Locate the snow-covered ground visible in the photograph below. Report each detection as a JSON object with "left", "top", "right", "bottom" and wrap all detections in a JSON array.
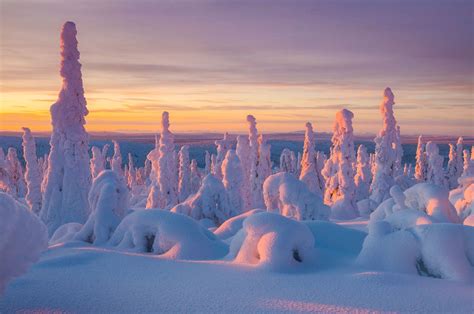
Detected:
[{"left": 1, "top": 219, "right": 473, "bottom": 313}]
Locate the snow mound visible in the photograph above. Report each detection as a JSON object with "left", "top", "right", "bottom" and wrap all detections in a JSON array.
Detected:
[
  {"left": 229, "top": 212, "right": 316, "bottom": 271},
  {"left": 74, "top": 170, "right": 129, "bottom": 245},
  {"left": 109, "top": 209, "right": 228, "bottom": 260},
  {"left": 49, "top": 222, "right": 83, "bottom": 245},
  {"left": 371, "top": 183, "right": 460, "bottom": 223},
  {"left": 450, "top": 182, "right": 474, "bottom": 222},
  {"left": 263, "top": 172, "right": 330, "bottom": 221},
  {"left": 213, "top": 209, "right": 264, "bottom": 240},
  {"left": 0, "top": 192, "right": 48, "bottom": 294},
  {"left": 357, "top": 219, "right": 474, "bottom": 282},
  {"left": 171, "top": 174, "right": 231, "bottom": 226}
]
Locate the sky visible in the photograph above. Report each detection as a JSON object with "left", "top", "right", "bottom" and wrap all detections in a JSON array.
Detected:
[{"left": 1, "top": 0, "right": 473, "bottom": 135}]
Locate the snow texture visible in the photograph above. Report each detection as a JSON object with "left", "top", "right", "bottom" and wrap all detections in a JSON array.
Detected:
[
  {"left": 0, "top": 192, "right": 48, "bottom": 295},
  {"left": 299, "top": 122, "right": 323, "bottom": 197},
  {"left": 90, "top": 144, "right": 109, "bottom": 179},
  {"left": 263, "top": 172, "right": 330, "bottom": 221},
  {"left": 221, "top": 149, "right": 245, "bottom": 217},
  {"left": 213, "top": 209, "right": 264, "bottom": 240},
  {"left": 21, "top": 127, "right": 42, "bottom": 213}
]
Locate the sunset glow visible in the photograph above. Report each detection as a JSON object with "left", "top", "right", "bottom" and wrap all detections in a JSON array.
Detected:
[{"left": 1, "top": 0, "right": 472, "bottom": 135}]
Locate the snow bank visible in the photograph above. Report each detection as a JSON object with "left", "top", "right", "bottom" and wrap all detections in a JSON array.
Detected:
[
  {"left": 74, "top": 170, "right": 129, "bottom": 245},
  {"left": 263, "top": 172, "right": 330, "bottom": 221},
  {"left": 371, "top": 183, "right": 460, "bottom": 223},
  {"left": 0, "top": 192, "right": 48, "bottom": 294},
  {"left": 229, "top": 212, "right": 316, "bottom": 271},
  {"left": 108, "top": 209, "right": 228, "bottom": 260},
  {"left": 171, "top": 174, "right": 231, "bottom": 226},
  {"left": 49, "top": 222, "right": 83, "bottom": 245},
  {"left": 213, "top": 209, "right": 264, "bottom": 240}
]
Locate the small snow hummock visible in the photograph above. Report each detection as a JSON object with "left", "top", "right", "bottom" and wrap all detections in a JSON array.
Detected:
[
  {"left": 322, "top": 109, "right": 358, "bottom": 219},
  {"left": 263, "top": 172, "right": 330, "bottom": 221},
  {"left": 0, "top": 192, "right": 48, "bottom": 295},
  {"left": 74, "top": 170, "right": 129, "bottom": 245},
  {"left": 213, "top": 209, "right": 264, "bottom": 240},
  {"left": 21, "top": 127, "right": 42, "bottom": 214},
  {"left": 40, "top": 21, "right": 91, "bottom": 236},
  {"left": 171, "top": 174, "right": 231, "bottom": 226},
  {"left": 108, "top": 209, "right": 228, "bottom": 260},
  {"left": 229, "top": 212, "right": 316, "bottom": 271}
]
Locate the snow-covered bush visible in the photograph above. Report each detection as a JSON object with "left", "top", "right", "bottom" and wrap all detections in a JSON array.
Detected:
[
  {"left": 357, "top": 220, "right": 474, "bottom": 282},
  {"left": 108, "top": 209, "right": 228, "bottom": 260},
  {"left": 0, "top": 192, "right": 48, "bottom": 295},
  {"left": 229, "top": 212, "right": 316, "bottom": 271},
  {"left": 371, "top": 183, "right": 460, "bottom": 223},
  {"left": 22, "top": 127, "right": 42, "bottom": 214},
  {"left": 263, "top": 172, "right": 330, "bottom": 221},
  {"left": 171, "top": 174, "right": 231, "bottom": 226},
  {"left": 41, "top": 21, "right": 91, "bottom": 236},
  {"left": 74, "top": 170, "right": 129, "bottom": 245},
  {"left": 213, "top": 209, "right": 264, "bottom": 240},
  {"left": 322, "top": 109, "right": 358, "bottom": 219}
]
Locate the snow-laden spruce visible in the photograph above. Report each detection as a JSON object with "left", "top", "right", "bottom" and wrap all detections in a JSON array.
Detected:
[
  {"left": 322, "top": 109, "right": 358, "bottom": 219},
  {"left": 40, "top": 22, "right": 91, "bottom": 235},
  {"left": 2, "top": 148, "right": 27, "bottom": 198},
  {"left": 279, "top": 148, "right": 297, "bottom": 175},
  {"left": 370, "top": 88, "right": 403, "bottom": 205},
  {"left": 110, "top": 140, "right": 123, "bottom": 175},
  {"left": 21, "top": 127, "right": 42, "bottom": 214},
  {"left": 425, "top": 141, "right": 446, "bottom": 188},
  {"left": 74, "top": 170, "right": 129, "bottom": 245},
  {"left": 247, "top": 115, "right": 262, "bottom": 208},
  {"left": 90, "top": 144, "right": 109, "bottom": 179},
  {"left": 263, "top": 172, "right": 330, "bottom": 221},
  {"left": 146, "top": 111, "right": 178, "bottom": 209},
  {"left": 236, "top": 135, "right": 252, "bottom": 210},
  {"left": 222, "top": 150, "right": 245, "bottom": 217},
  {"left": 354, "top": 144, "right": 372, "bottom": 202},
  {"left": 0, "top": 192, "right": 48, "bottom": 295},
  {"left": 213, "top": 133, "right": 231, "bottom": 180},
  {"left": 449, "top": 148, "right": 474, "bottom": 222},
  {"left": 190, "top": 159, "right": 201, "bottom": 195},
  {"left": 178, "top": 145, "right": 192, "bottom": 202},
  {"left": 414, "top": 135, "right": 427, "bottom": 182},
  {"left": 108, "top": 209, "right": 228, "bottom": 260},
  {"left": 171, "top": 174, "right": 231, "bottom": 225},
  {"left": 256, "top": 135, "right": 272, "bottom": 200},
  {"left": 228, "top": 212, "right": 316, "bottom": 271},
  {"left": 299, "top": 122, "right": 323, "bottom": 197}
]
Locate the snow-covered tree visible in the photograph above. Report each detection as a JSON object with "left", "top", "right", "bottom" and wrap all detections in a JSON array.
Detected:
[
  {"left": 21, "top": 127, "right": 42, "bottom": 214},
  {"left": 299, "top": 122, "right": 323, "bottom": 197},
  {"left": 461, "top": 149, "right": 474, "bottom": 178},
  {"left": 279, "top": 148, "right": 296, "bottom": 174},
  {"left": 222, "top": 150, "right": 245, "bottom": 216},
  {"left": 370, "top": 87, "right": 403, "bottom": 205},
  {"left": 455, "top": 137, "right": 464, "bottom": 178},
  {"left": 247, "top": 115, "right": 260, "bottom": 208},
  {"left": 204, "top": 151, "right": 211, "bottom": 175},
  {"left": 236, "top": 135, "right": 252, "bottom": 210},
  {"left": 90, "top": 144, "right": 109, "bottom": 179},
  {"left": 110, "top": 140, "right": 123, "bottom": 175},
  {"left": 315, "top": 151, "right": 327, "bottom": 193},
  {"left": 425, "top": 141, "right": 446, "bottom": 187},
  {"left": 354, "top": 144, "right": 371, "bottom": 201},
  {"left": 40, "top": 22, "right": 91, "bottom": 235},
  {"left": 190, "top": 159, "right": 201, "bottom": 195},
  {"left": 446, "top": 143, "right": 460, "bottom": 189},
  {"left": 146, "top": 111, "right": 178, "bottom": 209},
  {"left": 5, "top": 148, "right": 26, "bottom": 198},
  {"left": 322, "top": 109, "right": 358, "bottom": 219},
  {"left": 255, "top": 135, "right": 272, "bottom": 207},
  {"left": 178, "top": 145, "right": 192, "bottom": 202},
  {"left": 213, "top": 133, "right": 231, "bottom": 180},
  {"left": 414, "top": 135, "right": 427, "bottom": 182}
]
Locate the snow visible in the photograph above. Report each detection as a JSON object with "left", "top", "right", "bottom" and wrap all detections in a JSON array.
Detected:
[
  {"left": 108, "top": 209, "right": 228, "bottom": 260},
  {"left": 229, "top": 212, "right": 316, "bottom": 271},
  {"left": 0, "top": 192, "right": 48, "bottom": 295},
  {"left": 40, "top": 21, "right": 91, "bottom": 236},
  {"left": 74, "top": 170, "right": 129, "bottom": 245},
  {"left": 21, "top": 127, "right": 42, "bottom": 213},
  {"left": 263, "top": 172, "right": 330, "bottom": 221},
  {"left": 221, "top": 149, "right": 245, "bottom": 217},
  {"left": 299, "top": 122, "right": 323, "bottom": 197},
  {"left": 214, "top": 209, "right": 264, "bottom": 240}
]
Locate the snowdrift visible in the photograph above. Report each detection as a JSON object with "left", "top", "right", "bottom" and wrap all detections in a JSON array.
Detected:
[
  {"left": 229, "top": 212, "right": 316, "bottom": 271},
  {"left": 0, "top": 192, "right": 48, "bottom": 294},
  {"left": 213, "top": 209, "right": 264, "bottom": 240},
  {"left": 108, "top": 209, "right": 228, "bottom": 260}
]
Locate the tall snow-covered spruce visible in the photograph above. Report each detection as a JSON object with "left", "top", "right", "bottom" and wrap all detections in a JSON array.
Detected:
[
  {"left": 146, "top": 111, "right": 178, "bottom": 209},
  {"left": 370, "top": 87, "right": 403, "bottom": 205},
  {"left": 323, "top": 109, "right": 358, "bottom": 219},
  {"left": 299, "top": 122, "right": 323, "bottom": 197},
  {"left": 414, "top": 135, "right": 427, "bottom": 182},
  {"left": 40, "top": 22, "right": 91, "bottom": 235},
  {"left": 21, "top": 127, "right": 42, "bottom": 214}
]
